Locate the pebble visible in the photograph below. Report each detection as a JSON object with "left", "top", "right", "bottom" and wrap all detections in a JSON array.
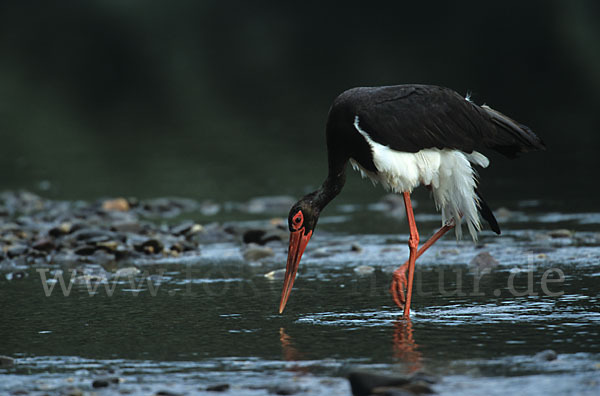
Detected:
[
  {"left": 348, "top": 371, "right": 410, "bottom": 396},
  {"left": 206, "top": 383, "right": 230, "bottom": 392},
  {"left": 91, "top": 379, "right": 109, "bottom": 388},
  {"left": 0, "top": 355, "right": 15, "bottom": 367},
  {"left": 495, "top": 207, "right": 513, "bottom": 219},
  {"left": 154, "top": 391, "right": 182, "bottom": 396},
  {"left": 32, "top": 238, "right": 56, "bottom": 251},
  {"left": 7, "top": 245, "right": 29, "bottom": 258},
  {"left": 74, "top": 246, "right": 97, "bottom": 256},
  {"left": 135, "top": 239, "right": 164, "bottom": 254},
  {"left": 264, "top": 269, "right": 286, "bottom": 280},
  {"left": 535, "top": 349, "right": 557, "bottom": 361},
  {"left": 63, "top": 387, "right": 83, "bottom": 396},
  {"left": 114, "top": 267, "right": 141, "bottom": 278},
  {"left": 102, "top": 198, "right": 130, "bottom": 212},
  {"left": 111, "top": 221, "right": 144, "bottom": 233},
  {"left": 171, "top": 221, "right": 196, "bottom": 236},
  {"left": 354, "top": 265, "right": 375, "bottom": 275},
  {"left": 6, "top": 271, "right": 28, "bottom": 281},
  {"left": 351, "top": 243, "right": 362, "bottom": 253},
  {"left": 470, "top": 252, "right": 499, "bottom": 273},
  {"left": 243, "top": 244, "right": 274, "bottom": 261},
  {"left": 48, "top": 222, "right": 73, "bottom": 237},
  {"left": 72, "top": 274, "right": 107, "bottom": 285},
  {"left": 548, "top": 229, "right": 573, "bottom": 238}
]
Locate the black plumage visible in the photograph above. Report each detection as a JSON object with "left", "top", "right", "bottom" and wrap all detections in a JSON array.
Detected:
[
  {"left": 324, "top": 85, "right": 545, "bottom": 233},
  {"left": 326, "top": 85, "right": 545, "bottom": 169}
]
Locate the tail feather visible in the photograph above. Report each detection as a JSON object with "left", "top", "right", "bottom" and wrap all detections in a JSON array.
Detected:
[
  {"left": 476, "top": 189, "right": 501, "bottom": 235},
  {"left": 480, "top": 105, "right": 546, "bottom": 158}
]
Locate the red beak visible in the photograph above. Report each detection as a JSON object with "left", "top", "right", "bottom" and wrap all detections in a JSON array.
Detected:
[{"left": 279, "top": 229, "right": 312, "bottom": 313}]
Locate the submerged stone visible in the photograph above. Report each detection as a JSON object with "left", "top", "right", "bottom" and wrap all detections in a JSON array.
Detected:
[
  {"left": 348, "top": 371, "right": 410, "bottom": 396},
  {"left": 470, "top": 251, "right": 499, "bottom": 273},
  {"left": 264, "top": 268, "right": 286, "bottom": 280},
  {"left": 547, "top": 229, "right": 573, "bottom": 238},
  {"left": 535, "top": 349, "right": 557, "bottom": 361},
  {"left": 0, "top": 355, "right": 15, "bottom": 367},
  {"left": 206, "top": 383, "right": 230, "bottom": 392},
  {"left": 243, "top": 244, "right": 274, "bottom": 261},
  {"left": 354, "top": 265, "right": 375, "bottom": 275}
]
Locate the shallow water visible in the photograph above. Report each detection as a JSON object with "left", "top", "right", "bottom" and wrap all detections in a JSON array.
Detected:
[{"left": 2, "top": 205, "right": 600, "bottom": 395}]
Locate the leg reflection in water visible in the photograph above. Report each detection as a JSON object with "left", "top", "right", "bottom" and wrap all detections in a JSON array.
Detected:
[
  {"left": 279, "top": 327, "right": 306, "bottom": 363},
  {"left": 392, "top": 318, "right": 422, "bottom": 372}
]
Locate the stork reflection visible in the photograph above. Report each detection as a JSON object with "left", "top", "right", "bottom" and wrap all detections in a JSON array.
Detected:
[
  {"left": 279, "top": 318, "right": 422, "bottom": 372},
  {"left": 392, "top": 318, "right": 422, "bottom": 372}
]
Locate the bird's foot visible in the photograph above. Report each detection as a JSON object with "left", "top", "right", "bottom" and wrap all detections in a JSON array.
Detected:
[{"left": 390, "top": 266, "right": 408, "bottom": 309}]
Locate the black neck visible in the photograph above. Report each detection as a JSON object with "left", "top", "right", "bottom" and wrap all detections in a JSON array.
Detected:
[{"left": 313, "top": 164, "right": 347, "bottom": 211}]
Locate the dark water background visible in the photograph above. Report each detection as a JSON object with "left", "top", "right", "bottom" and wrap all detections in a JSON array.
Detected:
[
  {"left": 1, "top": 1, "right": 600, "bottom": 395},
  {"left": 0, "top": 1, "right": 598, "bottom": 207}
]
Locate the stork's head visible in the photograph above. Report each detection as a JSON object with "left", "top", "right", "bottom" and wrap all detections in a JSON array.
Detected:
[{"left": 278, "top": 197, "right": 319, "bottom": 313}]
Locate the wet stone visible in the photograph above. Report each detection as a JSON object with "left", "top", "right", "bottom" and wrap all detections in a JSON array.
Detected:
[
  {"left": 101, "top": 198, "right": 130, "bottom": 212},
  {"left": 7, "top": 245, "right": 29, "bottom": 258},
  {"left": 32, "top": 238, "right": 56, "bottom": 252},
  {"left": 135, "top": 239, "right": 164, "bottom": 254},
  {"left": 171, "top": 221, "right": 199, "bottom": 236},
  {"left": 48, "top": 222, "right": 72, "bottom": 237},
  {"left": 243, "top": 244, "right": 274, "bottom": 261},
  {"left": 495, "top": 207, "right": 513, "bottom": 219},
  {"left": 548, "top": 229, "right": 574, "bottom": 238},
  {"left": 63, "top": 387, "right": 83, "bottom": 396},
  {"left": 91, "top": 250, "right": 116, "bottom": 266},
  {"left": 270, "top": 385, "right": 300, "bottom": 395},
  {"left": 351, "top": 243, "right": 363, "bottom": 253},
  {"left": 92, "top": 379, "right": 109, "bottom": 388},
  {"left": 348, "top": 371, "right": 410, "bottom": 396},
  {"left": 535, "top": 349, "right": 557, "bottom": 361},
  {"left": 243, "top": 228, "right": 286, "bottom": 245},
  {"left": 114, "top": 267, "right": 141, "bottom": 278},
  {"left": 0, "top": 355, "right": 15, "bottom": 367},
  {"left": 71, "top": 228, "right": 125, "bottom": 243},
  {"left": 95, "top": 240, "right": 119, "bottom": 252},
  {"left": 6, "top": 271, "right": 27, "bottom": 281},
  {"left": 264, "top": 269, "right": 286, "bottom": 280},
  {"left": 206, "top": 383, "right": 230, "bottom": 392},
  {"left": 154, "top": 391, "right": 182, "bottom": 396},
  {"left": 370, "top": 387, "right": 415, "bottom": 396},
  {"left": 74, "top": 246, "right": 97, "bottom": 256},
  {"left": 354, "top": 265, "right": 375, "bottom": 275},
  {"left": 470, "top": 252, "right": 499, "bottom": 273},
  {"left": 111, "top": 221, "right": 144, "bottom": 233}
]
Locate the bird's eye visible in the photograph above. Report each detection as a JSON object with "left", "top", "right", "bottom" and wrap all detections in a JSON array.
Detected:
[{"left": 291, "top": 211, "right": 303, "bottom": 230}]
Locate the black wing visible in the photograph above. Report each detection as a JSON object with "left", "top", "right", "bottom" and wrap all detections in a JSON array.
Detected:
[{"left": 331, "top": 85, "right": 545, "bottom": 158}]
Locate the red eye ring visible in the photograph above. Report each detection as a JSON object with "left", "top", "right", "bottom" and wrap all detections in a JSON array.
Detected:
[{"left": 291, "top": 211, "right": 303, "bottom": 230}]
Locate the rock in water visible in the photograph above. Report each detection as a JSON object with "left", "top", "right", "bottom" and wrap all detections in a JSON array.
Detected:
[
  {"left": 348, "top": 371, "right": 410, "bottom": 396},
  {"left": 92, "top": 379, "right": 109, "bottom": 388},
  {"left": 535, "top": 349, "right": 557, "bottom": 361},
  {"left": 206, "top": 384, "right": 230, "bottom": 392},
  {"left": 0, "top": 355, "right": 15, "bottom": 367},
  {"left": 354, "top": 265, "right": 375, "bottom": 275},
  {"left": 547, "top": 229, "right": 573, "bottom": 238},
  {"left": 243, "top": 244, "right": 274, "bottom": 261},
  {"left": 264, "top": 269, "right": 286, "bottom": 280},
  {"left": 470, "top": 252, "right": 499, "bottom": 274},
  {"left": 102, "top": 198, "right": 130, "bottom": 212}
]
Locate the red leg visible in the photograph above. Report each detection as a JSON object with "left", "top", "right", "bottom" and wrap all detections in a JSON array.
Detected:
[
  {"left": 390, "top": 223, "right": 454, "bottom": 309},
  {"left": 401, "top": 192, "right": 419, "bottom": 318}
]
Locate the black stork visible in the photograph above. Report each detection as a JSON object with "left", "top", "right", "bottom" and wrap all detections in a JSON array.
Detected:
[{"left": 279, "top": 84, "right": 545, "bottom": 317}]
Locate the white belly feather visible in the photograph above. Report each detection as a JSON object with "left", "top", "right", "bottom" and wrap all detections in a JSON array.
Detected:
[{"left": 351, "top": 116, "right": 489, "bottom": 240}]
